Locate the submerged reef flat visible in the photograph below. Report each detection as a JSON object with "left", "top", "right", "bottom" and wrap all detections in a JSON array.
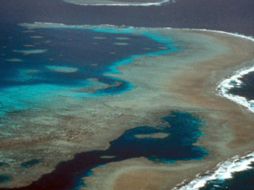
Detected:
[
  {"left": 63, "top": 0, "right": 172, "bottom": 6},
  {"left": 13, "top": 49, "right": 47, "bottom": 55},
  {"left": 1, "top": 23, "right": 254, "bottom": 190},
  {"left": 0, "top": 111, "right": 206, "bottom": 190}
]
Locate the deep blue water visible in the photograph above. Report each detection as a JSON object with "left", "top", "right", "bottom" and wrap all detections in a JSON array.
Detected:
[
  {"left": 0, "top": 23, "right": 176, "bottom": 117},
  {"left": 201, "top": 163, "right": 254, "bottom": 190},
  {"left": 228, "top": 71, "right": 254, "bottom": 100},
  {"left": 20, "top": 159, "right": 41, "bottom": 169},
  {"left": 0, "top": 111, "right": 207, "bottom": 190}
]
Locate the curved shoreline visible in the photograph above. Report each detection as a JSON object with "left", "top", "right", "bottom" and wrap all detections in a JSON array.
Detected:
[
  {"left": 173, "top": 30, "right": 254, "bottom": 190},
  {"left": 174, "top": 152, "right": 254, "bottom": 190},
  {"left": 2, "top": 23, "right": 254, "bottom": 190},
  {"left": 76, "top": 27, "right": 254, "bottom": 190},
  {"left": 217, "top": 66, "right": 254, "bottom": 113}
]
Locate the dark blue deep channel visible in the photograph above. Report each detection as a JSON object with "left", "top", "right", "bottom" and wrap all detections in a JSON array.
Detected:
[{"left": 0, "top": 111, "right": 207, "bottom": 190}]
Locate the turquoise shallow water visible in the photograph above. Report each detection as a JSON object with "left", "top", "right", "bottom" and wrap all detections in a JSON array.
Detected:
[
  {"left": 201, "top": 163, "right": 254, "bottom": 190},
  {"left": 0, "top": 24, "right": 177, "bottom": 117},
  {"left": 0, "top": 24, "right": 210, "bottom": 190}
]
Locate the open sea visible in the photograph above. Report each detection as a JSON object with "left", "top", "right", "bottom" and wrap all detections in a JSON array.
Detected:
[{"left": 201, "top": 163, "right": 254, "bottom": 190}]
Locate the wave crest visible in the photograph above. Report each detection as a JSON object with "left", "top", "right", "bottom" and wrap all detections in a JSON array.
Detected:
[
  {"left": 217, "top": 66, "right": 254, "bottom": 113},
  {"left": 174, "top": 152, "right": 254, "bottom": 190},
  {"left": 63, "top": 0, "right": 174, "bottom": 7}
]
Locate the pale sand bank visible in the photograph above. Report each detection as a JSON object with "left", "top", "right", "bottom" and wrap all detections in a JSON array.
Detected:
[
  {"left": 0, "top": 24, "right": 254, "bottom": 189},
  {"left": 63, "top": 0, "right": 172, "bottom": 6}
]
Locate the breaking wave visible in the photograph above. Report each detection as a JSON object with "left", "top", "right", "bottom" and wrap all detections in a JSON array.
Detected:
[
  {"left": 217, "top": 66, "right": 254, "bottom": 113},
  {"left": 18, "top": 22, "right": 254, "bottom": 190},
  {"left": 63, "top": 0, "right": 174, "bottom": 7},
  {"left": 173, "top": 29, "right": 254, "bottom": 190},
  {"left": 174, "top": 152, "right": 254, "bottom": 190}
]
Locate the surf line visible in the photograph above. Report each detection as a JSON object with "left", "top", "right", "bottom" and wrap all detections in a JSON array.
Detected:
[
  {"left": 173, "top": 152, "right": 254, "bottom": 190},
  {"left": 169, "top": 28, "right": 254, "bottom": 190},
  {"left": 18, "top": 23, "right": 254, "bottom": 189},
  {"left": 63, "top": 0, "right": 174, "bottom": 7}
]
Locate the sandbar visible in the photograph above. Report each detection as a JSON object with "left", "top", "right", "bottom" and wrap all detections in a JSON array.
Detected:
[{"left": 63, "top": 0, "right": 172, "bottom": 6}]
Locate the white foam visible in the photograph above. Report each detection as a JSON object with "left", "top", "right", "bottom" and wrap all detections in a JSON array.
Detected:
[
  {"left": 170, "top": 28, "right": 254, "bottom": 190},
  {"left": 190, "top": 29, "right": 254, "bottom": 43},
  {"left": 179, "top": 28, "right": 254, "bottom": 113},
  {"left": 174, "top": 152, "right": 254, "bottom": 190},
  {"left": 217, "top": 66, "right": 254, "bottom": 113},
  {"left": 63, "top": 0, "right": 174, "bottom": 7},
  {"left": 20, "top": 22, "right": 135, "bottom": 30},
  {"left": 19, "top": 22, "right": 254, "bottom": 189},
  {"left": 20, "top": 23, "right": 254, "bottom": 43}
]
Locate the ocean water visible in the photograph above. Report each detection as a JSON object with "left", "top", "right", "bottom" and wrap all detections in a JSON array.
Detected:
[
  {"left": 0, "top": 111, "right": 207, "bottom": 190},
  {"left": 0, "top": 176, "right": 11, "bottom": 184},
  {"left": 201, "top": 163, "right": 254, "bottom": 190},
  {"left": 1, "top": 0, "right": 254, "bottom": 35},
  {"left": 221, "top": 70, "right": 254, "bottom": 189},
  {"left": 1, "top": 0, "right": 254, "bottom": 189},
  {"left": 0, "top": 23, "right": 176, "bottom": 117},
  {"left": 20, "top": 159, "right": 41, "bottom": 169},
  {"left": 228, "top": 71, "right": 254, "bottom": 101}
]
